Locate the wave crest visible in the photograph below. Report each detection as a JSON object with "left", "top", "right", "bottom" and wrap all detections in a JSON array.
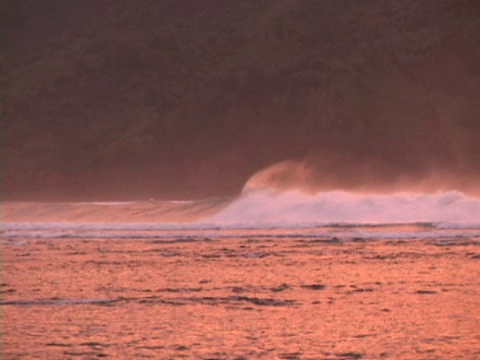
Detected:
[{"left": 211, "top": 189, "right": 480, "bottom": 224}]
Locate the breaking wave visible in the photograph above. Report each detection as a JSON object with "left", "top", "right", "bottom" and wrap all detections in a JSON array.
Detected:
[
  {"left": 210, "top": 189, "right": 480, "bottom": 225},
  {"left": 3, "top": 157, "right": 480, "bottom": 240},
  {"left": 2, "top": 190, "right": 480, "bottom": 240}
]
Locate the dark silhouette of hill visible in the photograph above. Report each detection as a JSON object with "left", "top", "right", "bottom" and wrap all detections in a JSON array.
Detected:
[{"left": 3, "top": 0, "right": 480, "bottom": 200}]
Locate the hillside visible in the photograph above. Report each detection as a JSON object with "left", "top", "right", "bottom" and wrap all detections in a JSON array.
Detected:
[{"left": 2, "top": 0, "right": 480, "bottom": 200}]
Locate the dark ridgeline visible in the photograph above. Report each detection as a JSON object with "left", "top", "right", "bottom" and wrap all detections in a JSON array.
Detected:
[{"left": 2, "top": 0, "right": 480, "bottom": 200}]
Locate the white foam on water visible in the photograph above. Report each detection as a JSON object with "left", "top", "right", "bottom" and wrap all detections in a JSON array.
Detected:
[
  {"left": 72, "top": 201, "right": 136, "bottom": 206},
  {"left": 2, "top": 190, "right": 479, "bottom": 240},
  {"left": 3, "top": 228, "right": 480, "bottom": 240},
  {"left": 209, "top": 189, "right": 480, "bottom": 225}
]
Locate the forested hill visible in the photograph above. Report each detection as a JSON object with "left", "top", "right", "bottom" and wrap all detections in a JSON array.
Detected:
[{"left": 3, "top": 0, "right": 480, "bottom": 200}]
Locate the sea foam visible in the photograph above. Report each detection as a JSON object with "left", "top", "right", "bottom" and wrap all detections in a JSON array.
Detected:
[
  {"left": 2, "top": 190, "right": 480, "bottom": 240},
  {"left": 209, "top": 189, "right": 480, "bottom": 225}
]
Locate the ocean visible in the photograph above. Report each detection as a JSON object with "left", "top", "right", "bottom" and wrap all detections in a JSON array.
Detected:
[{"left": 2, "top": 190, "right": 479, "bottom": 359}]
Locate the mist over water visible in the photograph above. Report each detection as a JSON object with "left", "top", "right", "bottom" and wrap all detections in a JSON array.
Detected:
[
  {"left": 208, "top": 159, "right": 480, "bottom": 225},
  {"left": 3, "top": 159, "right": 480, "bottom": 243},
  {"left": 242, "top": 159, "right": 480, "bottom": 196}
]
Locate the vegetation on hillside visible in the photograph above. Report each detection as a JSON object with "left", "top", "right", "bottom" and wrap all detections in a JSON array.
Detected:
[{"left": 2, "top": 0, "right": 480, "bottom": 199}]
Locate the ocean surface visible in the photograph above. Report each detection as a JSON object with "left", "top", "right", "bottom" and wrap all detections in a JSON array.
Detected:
[{"left": 2, "top": 190, "right": 480, "bottom": 359}]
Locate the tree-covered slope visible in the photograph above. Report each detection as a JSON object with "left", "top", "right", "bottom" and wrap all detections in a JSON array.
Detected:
[{"left": 2, "top": 0, "right": 480, "bottom": 199}]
